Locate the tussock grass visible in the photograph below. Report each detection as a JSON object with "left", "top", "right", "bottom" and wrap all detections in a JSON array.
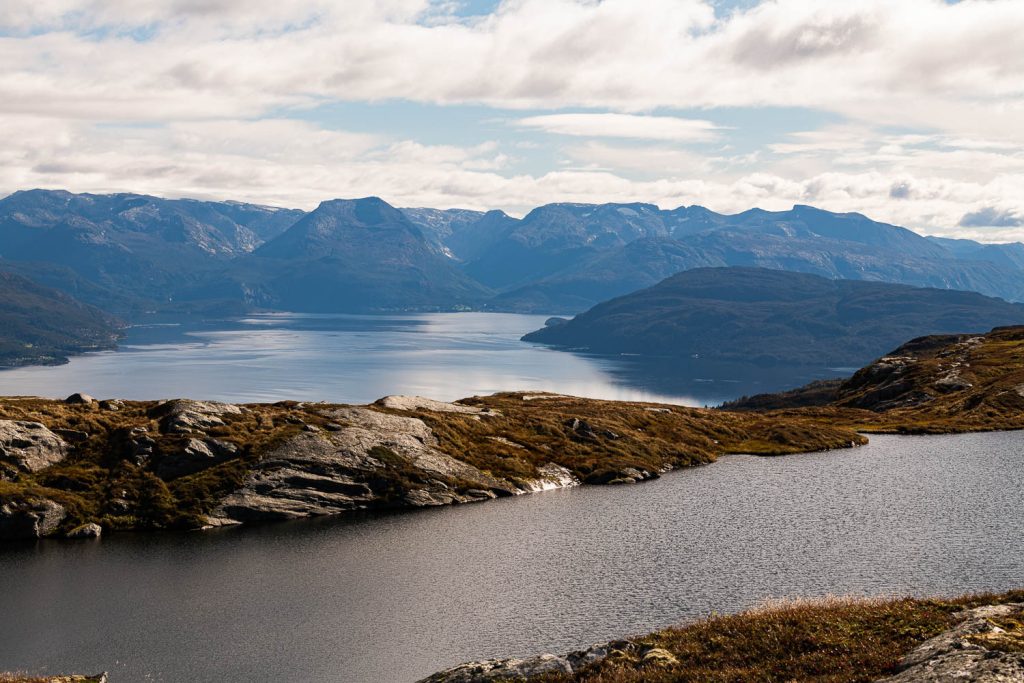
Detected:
[{"left": 533, "top": 591, "right": 1024, "bottom": 683}]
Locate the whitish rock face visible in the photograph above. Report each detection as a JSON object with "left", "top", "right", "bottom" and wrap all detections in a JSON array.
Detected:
[
  {"left": 0, "top": 420, "right": 68, "bottom": 476},
  {"left": 876, "top": 603, "right": 1024, "bottom": 682},
  {"left": 209, "top": 406, "right": 575, "bottom": 525},
  {"left": 149, "top": 399, "right": 244, "bottom": 434}
]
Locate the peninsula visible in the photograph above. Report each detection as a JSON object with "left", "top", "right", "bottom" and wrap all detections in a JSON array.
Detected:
[{"left": 2, "top": 326, "right": 1022, "bottom": 541}]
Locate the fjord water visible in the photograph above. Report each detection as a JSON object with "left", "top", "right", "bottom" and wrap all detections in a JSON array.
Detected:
[
  {"left": 0, "top": 312, "right": 844, "bottom": 406},
  {"left": 1, "top": 432, "right": 1022, "bottom": 683}
]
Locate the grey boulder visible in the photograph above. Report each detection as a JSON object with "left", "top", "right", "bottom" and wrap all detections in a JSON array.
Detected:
[
  {"left": 876, "top": 603, "right": 1024, "bottom": 682},
  {"left": 0, "top": 420, "right": 68, "bottom": 476}
]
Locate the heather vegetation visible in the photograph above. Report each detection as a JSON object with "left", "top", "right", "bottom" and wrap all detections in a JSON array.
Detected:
[
  {"left": 725, "top": 325, "right": 1024, "bottom": 434},
  {"left": 529, "top": 591, "right": 1024, "bottom": 683}
]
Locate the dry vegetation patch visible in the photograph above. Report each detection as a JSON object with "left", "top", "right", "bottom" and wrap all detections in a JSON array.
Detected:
[{"left": 531, "top": 591, "right": 1024, "bottom": 683}]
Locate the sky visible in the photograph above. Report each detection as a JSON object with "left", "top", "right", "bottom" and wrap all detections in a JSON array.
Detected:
[{"left": 1, "top": 0, "right": 1022, "bottom": 241}]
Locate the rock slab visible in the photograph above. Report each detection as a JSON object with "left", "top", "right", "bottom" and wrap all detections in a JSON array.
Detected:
[
  {"left": 876, "top": 603, "right": 1024, "bottom": 682},
  {"left": 0, "top": 420, "right": 68, "bottom": 476}
]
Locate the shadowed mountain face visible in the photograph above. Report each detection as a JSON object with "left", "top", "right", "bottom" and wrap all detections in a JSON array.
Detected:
[
  {"left": 929, "top": 235, "right": 1024, "bottom": 272},
  {"left": 443, "top": 203, "right": 1024, "bottom": 312},
  {"left": 462, "top": 202, "right": 669, "bottom": 290},
  {"left": 0, "top": 189, "right": 305, "bottom": 314},
  {"left": 3, "top": 189, "right": 1024, "bottom": 320},
  {"left": 240, "top": 198, "right": 491, "bottom": 312},
  {"left": 399, "top": 207, "right": 519, "bottom": 262},
  {"left": 522, "top": 267, "right": 1024, "bottom": 367},
  {"left": 0, "top": 270, "right": 120, "bottom": 367}
]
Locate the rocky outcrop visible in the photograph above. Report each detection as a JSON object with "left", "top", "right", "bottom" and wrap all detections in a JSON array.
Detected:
[
  {"left": 66, "top": 522, "right": 102, "bottom": 539},
  {"left": 875, "top": 603, "right": 1024, "bottom": 682},
  {"left": 210, "top": 406, "right": 577, "bottom": 524},
  {"left": 0, "top": 499, "right": 66, "bottom": 539},
  {"left": 149, "top": 399, "right": 244, "bottom": 434},
  {"left": 419, "top": 640, "right": 678, "bottom": 682},
  {"left": 419, "top": 654, "right": 575, "bottom": 682},
  {"left": 0, "top": 420, "right": 68, "bottom": 477},
  {"left": 155, "top": 437, "right": 239, "bottom": 479},
  {"left": 376, "top": 395, "right": 498, "bottom": 416}
]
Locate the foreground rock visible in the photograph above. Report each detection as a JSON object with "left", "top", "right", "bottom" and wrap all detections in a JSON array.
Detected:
[
  {"left": 149, "top": 398, "right": 244, "bottom": 434},
  {"left": 0, "top": 420, "right": 68, "bottom": 478},
  {"left": 66, "top": 523, "right": 102, "bottom": 539},
  {"left": 419, "top": 641, "right": 678, "bottom": 682},
  {"left": 876, "top": 603, "right": 1024, "bottom": 682},
  {"left": 210, "top": 407, "right": 577, "bottom": 523},
  {"left": 0, "top": 499, "right": 66, "bottom": 540}
]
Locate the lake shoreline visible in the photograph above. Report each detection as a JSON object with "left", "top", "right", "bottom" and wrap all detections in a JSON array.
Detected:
[{"left": 421, "top": 591, "right": 1024, "bottom": 683}]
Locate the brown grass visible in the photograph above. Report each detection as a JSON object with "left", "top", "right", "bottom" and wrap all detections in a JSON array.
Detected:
[{"left": 533, "top": 590, "right": 1024, "bottom": 683}]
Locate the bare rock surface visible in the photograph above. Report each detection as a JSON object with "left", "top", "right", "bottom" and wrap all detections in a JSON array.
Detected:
[
  {"left": 66, "top": 522, "right": 102, "bottom": 539},
  {"left": 0, "top": 499, "right": 66, "bottom": 539},
  {"left": 150, "top": 399, "right": 243, "bottom": 434},
  {"left": 876, "top": 603, "right": 1024, "bottom": 682},
  {"left": 376, "top": 395, "right": 491, "bottom": 415},
  {"left": 211, "top": 406, "right": 577, "bottom": 524},
  {"left": 418, "top": 654, "right": 574, "bottom": 682},
  {"left": 419, "top": 641, "right": 674, "bottom": 682},
  {"left": 520, "top": 463, "right": 580, "bottom": 492},
  {"left": 0, "top": 420, "right": 68, "bottom": 476}
]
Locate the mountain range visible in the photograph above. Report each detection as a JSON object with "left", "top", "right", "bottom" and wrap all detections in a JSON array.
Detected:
[
  {"left": 2, "top": 188, "right": 1024, "bottom": 323},
  {"left": 522, "top": 267, "right": 1024, "bottom": 367}
]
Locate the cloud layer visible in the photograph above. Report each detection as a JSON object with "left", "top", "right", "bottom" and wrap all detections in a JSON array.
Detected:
[{"left": 1, "top": 0, "right": 1022, "bottom": 239}]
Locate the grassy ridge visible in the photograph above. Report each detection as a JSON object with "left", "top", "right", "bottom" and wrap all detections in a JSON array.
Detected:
[
  {"left": 530, "top": 591, "right": 1024, "bottom": 683},
  {"left": 725, "top": 325, "right": 1024, "bottom": 434}
]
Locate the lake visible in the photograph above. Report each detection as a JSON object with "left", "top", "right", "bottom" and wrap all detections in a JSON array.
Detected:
[
  {"left": 1, "top": 432, "right": 1021, "bottom": 682},
  {"left": 0, "top": 312, "right": 845, "bottom": 407}
]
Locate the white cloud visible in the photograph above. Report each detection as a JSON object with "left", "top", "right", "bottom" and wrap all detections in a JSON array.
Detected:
[
  {"left": 516, "top": 114, "right": 720, "bottom": 142},
  {"left": 0, "top": 0, "right": 1022, "bottom": 240},
  {"left": 4, "top": 113, "right": 1024, "bottom": 243}
]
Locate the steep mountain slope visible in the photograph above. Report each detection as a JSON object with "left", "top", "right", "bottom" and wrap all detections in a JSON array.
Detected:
[
  {"left": 490, "top": 237, "right": 723, "bottom": 313},
  {"left": 522, "top": 267, "right": 1024, "bottom": 366},
  {"left": 479, "top": 203, "right": 1024, "bottom": 312},
  {"left": 0, "top": 189, "right": 304, "bottom": 312},
  {"left": 0, "top": 271, "right": 120, "bottom": 367},
  {"left": 241, "top": 197, "right": 491, "bottom": 311},
  {"left": 3, "top": 189, "right": 1023, "bottom": 319},
  {"left": 464, "top": 202, "right": 668, "bottom": 289},
  {"left": 400, "top": 207, "right": 519, "bottom": 261},
  {"left": 930, "top": 235, "right": 1024, "bottom": 272}
]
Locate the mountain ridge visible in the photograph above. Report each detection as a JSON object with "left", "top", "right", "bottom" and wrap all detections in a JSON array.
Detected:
[
  {"left": 4, "top": 189, "right": 1024, "bottom": 319},
  {"left": 522, "top": 266, "right": 1024, "bottom": 366}
]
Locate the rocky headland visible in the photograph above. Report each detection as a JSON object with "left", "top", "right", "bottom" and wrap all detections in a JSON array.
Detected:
[
  {"left": 2, "top": 326, "right": 1023, "bottom": 542},
  {"left": 0, "top": 389, "right": 861, "bottom": 541},
  {"left": 421, "top": 594, "right": 1024, "bottom": 683}
]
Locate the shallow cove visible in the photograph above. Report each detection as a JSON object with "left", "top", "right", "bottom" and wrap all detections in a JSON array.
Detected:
[{"left": 1, "top": 431, "right": 1022, "bottom": 683}]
